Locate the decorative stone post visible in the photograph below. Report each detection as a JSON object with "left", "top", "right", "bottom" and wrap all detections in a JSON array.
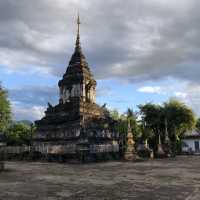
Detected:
[
  {"left": 156, "top": 134, "right": 165, "bottom": 158},
  {"left": 124, "top": 120, "right": 137, "bottom": 161},
  {"left": 164, "top": 119, "right": 171, "bottom": 157},
  {"left": 145, "top": 139, "right": 154, "bottom": 159},
  {"left": 144, "top": 139, "right": 148, "bottom": 149}
]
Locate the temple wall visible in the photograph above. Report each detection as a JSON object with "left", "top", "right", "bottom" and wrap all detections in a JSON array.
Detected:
[
  {"left": 35, "top": 129, "right": 119, "bottom": 140},
  {"left": 0, "top": 145, "right": 77, "bottom": 155},
  {"left": 87, "top": 130, "right": 118, "bottom": 139},
  {"left": 34, "top": 127, "right": 81, "bottom": 140},
  {"left": 34, "top": 144, "right": 77, "bottom": 154},
  {"left": 90, "top": 144, "right": 119, "bottom": 153},
  {"left": 60, "top": 84, "right": 83, "bottom": 103},
  {"left": 85, "top": 84, "right": 96, "bottom": 103},
  {"left": 71, "top": 84, "right": 81, "bottom": 97},
  {"left": 59, "top": 83, "right": 96, "bottom": 103},
  {"left": 82, "top": 83, "right": 86, "bottom": 98},
  {"left": 0, "top": 143, "right": 119, "bottom": 156}
]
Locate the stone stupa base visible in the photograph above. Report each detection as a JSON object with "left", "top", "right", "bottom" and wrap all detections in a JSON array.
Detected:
[
  {"left": 124, "top": 151, "right": 141, "bottom": 161},
  {"left": 156, "top": 144, "right": 166, "bottom": 158},
  {"left": 124, "top": 152, "right": 135, "bottom": 161}
]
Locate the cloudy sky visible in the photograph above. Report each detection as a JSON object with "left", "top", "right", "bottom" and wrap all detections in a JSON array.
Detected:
[{"left": 0, "top": 0, "right": 200, "bottom": 121}]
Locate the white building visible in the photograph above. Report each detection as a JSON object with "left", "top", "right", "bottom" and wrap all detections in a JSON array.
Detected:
[{"left": 182, "top": 130, "right": 200, "bottom": 154}]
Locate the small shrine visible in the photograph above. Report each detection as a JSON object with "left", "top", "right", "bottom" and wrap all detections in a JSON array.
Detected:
[{"left": 124, "top": 120, "right": 137, "bottom": 161}]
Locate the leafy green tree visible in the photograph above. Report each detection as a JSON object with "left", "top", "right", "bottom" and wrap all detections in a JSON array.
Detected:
[
  {"left": 138, "top": 103, "right": 164, "bottom": 151},
  {"left": 138, "top": 99, "right": 196, "bottom": 155},
  {"left": 5, "top": 122, "right": 36, "bottom": 146},
  {"left": 126, "top": 108, "right": 140, "bottom": 138},
  {"left": 110, "top": 108, "right": 140, "bottom": 157},
  {"left": 196, "top": 118, "right": 200, "bottom": 132},
  {"left": 138, "top": 103, "right": 163, "bottom": 136},
  {"left": 0, "top": 85, "right": 11, "bottom": 133},
  {"left": 163, "top": 99, "right": 195, "bottom": 155},
  {"left": 164, "top": 99, "right": 195, "bottom": 136},
  {"left": 110, "top": 108, "right": 140, "bottom": 137},
  {"left": 139, "top": 125, "right": 154, "bottom": 141},
  {"left": 109, "top": 109, "right": 120, "bottom": 121}
]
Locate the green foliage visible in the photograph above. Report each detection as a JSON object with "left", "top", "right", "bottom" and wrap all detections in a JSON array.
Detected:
[
  {"left": 138, "top": 99, "right": 196, "bottom": 154},
  {"left": 109, "top": 109, "right": 120, "bottom": 121},
  {"left": 5, "top": 122, "right": 36, "bottom": 146},
  {"left": 139, "top": 100, "right": 195, "bottom": 137},
  {"left": 0, "top": 85, "right": 11, "bottom": 133},
  {"left": 163, "top": 99, "right": 195, "bottom": 137},
  {"left": 138, "top": 103, "right": 163, "bottom": 136},
  {"left": 140, "top": 125, "right": 154, "bottom": 141},
  {"left": 110, "top": 108, "right": 140, "bottom": 138},
  {"left": 195, "top": 118, "right": 200, "bottom": 132}
]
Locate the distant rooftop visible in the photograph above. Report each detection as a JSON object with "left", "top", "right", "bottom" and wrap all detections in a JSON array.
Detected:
[{"left": 184, "top": 130, "right": 200, "bottom": 139}]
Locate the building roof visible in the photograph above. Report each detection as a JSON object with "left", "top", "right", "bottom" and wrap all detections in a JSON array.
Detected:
[{"left": 183, "top": 130, "right": 200, "bottom": 139}]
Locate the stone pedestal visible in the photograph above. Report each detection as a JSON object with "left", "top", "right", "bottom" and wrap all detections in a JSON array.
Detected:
[
  {"left": 124, "top": 143, "right": 137, "bottom": 161},
  {"left": 157, "top": 144, "right": 165, "bottom": 156}
]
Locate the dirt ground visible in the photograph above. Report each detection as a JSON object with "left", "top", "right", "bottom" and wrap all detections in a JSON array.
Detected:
[{"left": 0, "top": 156, "right": 200, "bottom": 200}]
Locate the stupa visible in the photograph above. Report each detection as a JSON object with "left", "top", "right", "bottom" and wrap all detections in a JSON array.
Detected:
[
  {"left": 33, "top": 15, "right": 119, "bottom": 161},
  {"left": 124, "top": 120, "right": 137, "bottom": 161}
]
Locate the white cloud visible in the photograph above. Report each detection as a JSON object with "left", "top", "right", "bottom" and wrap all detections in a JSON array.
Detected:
[
  {"left": 0, "top": 0, "right": 200, "bottom": 82},
  {"left": 11, "top": 101, "right": 45, "bottom": 121},
  {"left": 1, "top": 0, "right": 200, "bottom": 117},
  {"left": 137, "top": 83, "right": 200, "bottom": 116},
  {"left": 137, "top": 86, "right": 163, "bottom": 94},
  {"left": 175, "top": 84, "right": 200, "bottom": 116},
  {"left": 174, "top": 92, "right": 187, "bottom": 98}
]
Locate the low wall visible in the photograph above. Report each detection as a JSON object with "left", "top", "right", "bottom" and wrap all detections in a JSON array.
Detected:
[{"left": 0, "top": 144, "right": 120, "bottom": 155}]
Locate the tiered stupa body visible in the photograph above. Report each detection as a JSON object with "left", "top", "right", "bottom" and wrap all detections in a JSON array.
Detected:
[{"left": 34, "top": 16, "right": 119, "bottom": 161}]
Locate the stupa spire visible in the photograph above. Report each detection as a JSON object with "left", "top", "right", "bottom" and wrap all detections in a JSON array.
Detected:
[
  {"left": 67, "top": 13, "right": 90, "bottom": 71},
  {"left": 75, "top": 13, "right": 81, "bottom": 51}
]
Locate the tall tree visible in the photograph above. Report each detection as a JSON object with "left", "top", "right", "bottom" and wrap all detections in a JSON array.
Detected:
[
  {"left": 196, "top": 118, "right": 200, "bottom": 132},
  {"left": 0, "top": 84, "right": 11, "bottom": 133},
  {"left": 163, "top": 99, "right": 195, "bottom": 155},
  {"left": 138, "top": 103, "right": 164, "bottom": 151},
  {"left": 110, "top": 108, "right": 140, "bottom": 157},
  {"left": 110, "top": 108, "right": 140, "bottom": 138},
  {"left": 138, "top": 100, "right": 195, "bottom": 155},
  {"left": 126, "top": 108, "right": 140, "bottom": 138},
  {"left": 163, "top": 99, "right": 195, "bottom": 137},
  {"left": 138, "top": 103, "right": 163, "bottom": 136}
]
